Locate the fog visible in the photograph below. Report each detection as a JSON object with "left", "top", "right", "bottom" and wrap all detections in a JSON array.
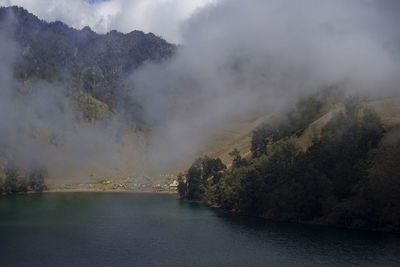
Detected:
[
  {"left": 1, "top": 0, "right": 400, "bottom": 179},
  {"left": 0, "top": 0, "right": 218, "bottom": 43},
  {"left": 0, "top": 24, "right": 147, "bottom": 181},
  {"left": 129, "top": 0, "right": 400, "bottom": 170}
]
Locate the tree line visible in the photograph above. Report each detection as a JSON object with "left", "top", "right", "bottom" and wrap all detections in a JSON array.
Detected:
[
  {"left": 0, "top": 164, "right": 47, "bottom": 195},
  {"left": 178, "top": 96, "right": 400, "bottom": 232}
]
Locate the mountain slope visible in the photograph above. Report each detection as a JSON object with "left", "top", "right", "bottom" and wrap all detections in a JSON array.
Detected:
[
  {"left": 0, "top": 6, "right": 176, "bottom": 184},
  {"left": 199, "top": 98, "right": 400, "bottom": 168},
  {"left": 179, "top": 96, "right": 400, "bottom": 233},
  {"left": 0, "top": 6, "right": 176, "bottom": 117}
]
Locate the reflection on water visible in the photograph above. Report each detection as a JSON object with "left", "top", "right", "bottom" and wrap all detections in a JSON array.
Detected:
[{"left": 0, "top": 193, "right": 399, "bottom": 266}]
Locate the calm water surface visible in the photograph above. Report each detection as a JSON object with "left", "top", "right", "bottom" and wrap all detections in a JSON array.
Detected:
[{"left": 0, "top": 193, "right": 399, "bottom": 266}]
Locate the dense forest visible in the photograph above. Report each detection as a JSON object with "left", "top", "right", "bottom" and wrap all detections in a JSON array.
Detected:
[{"left": 178, "top": 91, "right": 400, "bottom": 233}]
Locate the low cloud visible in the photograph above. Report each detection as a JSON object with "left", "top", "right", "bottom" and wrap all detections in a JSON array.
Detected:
[
  {"left": 0, "top": 26, "right": 148, "bottom": 181},
  {"left": 0, "top": 0, "right": 218, "bottom": 43},
  {"left": 128, "top": 0, "right": 400, "bottom": 170},
  {"left": 1, "top": 0, "right": 400, "bottom": 177}
]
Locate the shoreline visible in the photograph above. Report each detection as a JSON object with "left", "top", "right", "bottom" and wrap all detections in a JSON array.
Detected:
[
  {"left": 46, "top": 189, "right": 178, "bottom": 194},
  {"left": 0, "top": 189, "right": 178, "bottom": 195},
  {"left": 183, "top": 199, "right": 400, "bottom": 235},
  {"left": 3, "top": 190, "right": 397, "bottom": 234}
]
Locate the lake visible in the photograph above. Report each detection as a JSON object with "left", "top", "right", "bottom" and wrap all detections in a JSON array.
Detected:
[{"left": 0, "top": 193, "right": 399, "bottom": 266}]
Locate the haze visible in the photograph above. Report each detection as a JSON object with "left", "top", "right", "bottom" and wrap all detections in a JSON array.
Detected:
[{"left": 1, "top": 0, "right": 400, "bottom": 179}]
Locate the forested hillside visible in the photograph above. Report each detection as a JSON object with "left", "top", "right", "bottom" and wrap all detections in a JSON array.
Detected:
[{"left": 178, "top": 91, "right": 400, "bottom": 233}]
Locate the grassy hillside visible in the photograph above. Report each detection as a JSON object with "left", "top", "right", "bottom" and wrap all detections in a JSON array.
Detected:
[
  {"left": 200, "top": 115, "right": 273, "bottom": 165},
  {"left": 201, "top": 98, "right": 400, "bottom": 166}
]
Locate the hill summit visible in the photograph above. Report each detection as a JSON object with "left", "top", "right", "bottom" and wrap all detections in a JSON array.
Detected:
[{"left": 0, "top": 6, "right": 175, "bottom": 117}]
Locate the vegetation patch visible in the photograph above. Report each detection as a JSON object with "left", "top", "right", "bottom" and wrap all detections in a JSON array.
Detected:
[{"left": 178, "top": 95, "right": 400, "bottom": 232}]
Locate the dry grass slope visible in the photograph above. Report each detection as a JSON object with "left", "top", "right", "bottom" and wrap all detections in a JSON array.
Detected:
[{"left": 199, "top": 98, "right": 400, "bottom": 165}]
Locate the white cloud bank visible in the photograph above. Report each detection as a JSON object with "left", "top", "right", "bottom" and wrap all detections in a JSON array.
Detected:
[
  {"left": 127, "top": 0, "right": 400, "bottom": 170},
  {"left": 1, "top": 0, "right": 400, "bottom": 174},
  {"left": 0, "top": 0, "right": 219, "bottom": 43}
]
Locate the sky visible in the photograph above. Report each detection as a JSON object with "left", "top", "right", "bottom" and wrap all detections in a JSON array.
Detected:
[{"left": 0, "top": 0, "right": 219, "bottom": 43}]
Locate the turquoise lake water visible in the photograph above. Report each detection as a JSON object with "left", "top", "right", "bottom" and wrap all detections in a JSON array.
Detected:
[{"left": 0, "top": 193, "right": 399, "bottom": 266}]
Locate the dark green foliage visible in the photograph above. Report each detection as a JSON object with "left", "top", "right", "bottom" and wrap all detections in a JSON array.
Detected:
[
  {"left": 201, "top": 156, "right": 226, "bottom": 185},
  {"left": 1, "top": 164, "right": 47, "bottom": 195},
  {"left": 29, "top": 168, "right": 47, "bottom": 192},
  {"left": 0, "top": 176, "right": 3, "bottom": 195},
  {"left": 183, "top": 99, "right": 397, "bottom": 231},
  {"left": 178, "top": 157, "right": 226, "bottom": 201},
  {"left": 186, "top": 159, "right": 203, "bottom": 200},
  {"left": 251, "top": 124, "right": 272, "bottom": 157},
  {"left": 18, "top": 175, "right": 28, "bottom": 193},
  {"left": 201, "top": 157, "right": 226, "bottom": 204},
  {"left": 274, "top": 86, "right": 344, "bottom": 139},
  {"left": 307, "top": 106, "right": 385, "bottom": 200},
  {"left": 229, "top": 149, "right": 247, "bottom": 168},
  {"left": 4, "top": 164, "right": 19, "bottom": 195},
  {"left": 177, "top": 174, "right": 187, "bottom": 199},
  {"left": 238, "top": 166, "right": 266, "bottom": 214},
  {"left": 360, "top": 141, "right": 400, "bottom": 231},
  {"left": 286, "top": 95, "right": 326, "bottom": 136},
  {"left": 217, "top": 167, "right": 246, "bottom": 211}
]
